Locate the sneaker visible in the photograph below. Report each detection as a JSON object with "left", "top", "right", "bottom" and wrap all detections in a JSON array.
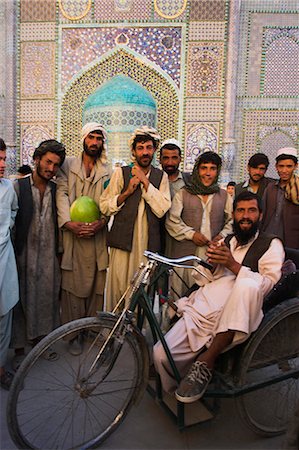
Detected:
[
  {"left": 68, "top": 335, "right": 83, "bottom": 356},
  {"left": 175, "top": 361, "right": 212, "bottom": 403}
]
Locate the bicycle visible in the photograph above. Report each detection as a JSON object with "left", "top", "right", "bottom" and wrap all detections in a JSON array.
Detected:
[{"left": 7, "top": 250, "right": 299, "bottom": 449}]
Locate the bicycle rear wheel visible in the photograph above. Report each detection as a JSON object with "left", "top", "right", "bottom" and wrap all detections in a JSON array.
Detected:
[
  {"left": 7, "top": 314, "right": 148, "bottom": 449},
  {"left": 236, "top": 298, "right": 299, "bottom": 437}
]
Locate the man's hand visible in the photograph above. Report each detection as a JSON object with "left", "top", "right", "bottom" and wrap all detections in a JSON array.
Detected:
[
  {"left": 117, "top": 176, "right": 140, "bottom": 206},
  {"left": 64, "top": 219, "right": 106, "bottom": 238},
  {"left": 192, "top": 231, "right": 210, "bottom": 246},
  {"left": 131, "top": 166, "right": 149, "bottom": 191},
  {"left": 206, "top": 243, "right": 241, "bottom": 275}
]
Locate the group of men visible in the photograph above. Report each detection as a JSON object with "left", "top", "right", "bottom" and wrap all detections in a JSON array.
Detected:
[{"left": 0, "top": 124, "right": 298, "bottom": 405}]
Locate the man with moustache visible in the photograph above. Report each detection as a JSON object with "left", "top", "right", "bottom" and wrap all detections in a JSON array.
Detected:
[
  {"left": 235, "top": 153, "right": 275, "bottom": 198},
  {"left": 262, "top": 147, "right": 299, "bottom": 249},
  {"left": 12, "top": 140, "right": 65, "bottom": 367},
  {"left": 56, "top": 123, "right": 110, "bottom": 355},
  {"left": 154, "top": 191, "right": 284, "bottom": 402},
  {"left": 100, "top": 127, "right": 171, "bottom": 310},
  {"left": 159, "top": 139, "right": 189, "bottom": 199}
]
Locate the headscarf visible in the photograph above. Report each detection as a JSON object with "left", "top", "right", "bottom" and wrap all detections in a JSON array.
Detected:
[
  {"left": 185, "top": 152, "right": 221, "bottom": 195},
  {"left": 285, "top": 174, "right": 299, "bottom": 205},
  {"left": 128, "top": 126, "right": 161, "bottom": 152},
  {"left": 81, "top": 122, "right": 108, "bottom": 164}
]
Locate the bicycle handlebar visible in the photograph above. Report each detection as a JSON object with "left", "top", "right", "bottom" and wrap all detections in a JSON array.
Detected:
[{"left": 144, "top": 251, "right": 214, "bottom": 271}]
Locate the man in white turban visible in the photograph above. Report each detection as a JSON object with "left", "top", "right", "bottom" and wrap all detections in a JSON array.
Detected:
[
  {"left": 56, "top": 123, "right": 110, "bottom": 355},
  {"left": 100, "top": 126, "right": 171, "bottom": 311}
]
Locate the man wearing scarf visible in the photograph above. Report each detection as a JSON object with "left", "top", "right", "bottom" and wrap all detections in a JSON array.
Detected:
[
  {"left": 166, "top": 151, "right": 233, "bottom": 298},
  {"left": 100, "top": 127, "right": 171, "bottom": 311},
  {"left": 262, "top": 147, "right": 299, "bottom": 249},
  {"left": 56, "top": 123, "right": 110, "bottom": 355}
]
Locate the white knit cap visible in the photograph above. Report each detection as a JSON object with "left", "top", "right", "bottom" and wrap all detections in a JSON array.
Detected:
[
  {"left": 276, "top": 147, "right": 298, "bottom": 159},
  {"left": 81, "top": 122, "right": 108, "bottom": 164},
  {"left": 160, "top": 138, "right": 181, "bottom": 151}
]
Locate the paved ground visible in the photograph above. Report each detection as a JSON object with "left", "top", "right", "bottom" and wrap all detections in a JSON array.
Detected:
[{"left": 1, "top": 375, "right": 284, "bottom": 450}]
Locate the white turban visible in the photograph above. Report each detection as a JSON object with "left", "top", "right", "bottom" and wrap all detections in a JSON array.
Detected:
[
  {"left": 128, "top": 126, "right": 161, "bottom": 153},
  {"left": 81, "top": 122, "right": 108, "bottom": 164}
]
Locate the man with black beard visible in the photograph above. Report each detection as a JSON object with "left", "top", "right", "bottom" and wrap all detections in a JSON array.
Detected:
[
  {"left": 154, "top": 191, "right": 284, "bottom": 403},
  {"left": 56, "top": 123, "right": 110, "bottom": 355},
  {"left": 100, "top": 127, "right": 171, "bottom": 311},
  {"left": 12, "top": 140, "right": 65, "bottom": 368}
]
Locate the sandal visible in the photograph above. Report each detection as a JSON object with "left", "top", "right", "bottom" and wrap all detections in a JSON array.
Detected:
[
  {"left": 42, "top": 346, "right": 59, "bottom": 361},
  {"left": 0, "top": 370, "right": 14, "bottom": 390}
]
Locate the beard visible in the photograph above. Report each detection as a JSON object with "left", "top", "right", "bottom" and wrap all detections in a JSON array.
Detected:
[
  {"left": 83, "top": 142, "right": 102, "bottom": 158},
  {"left": 163, "top": 165, "right": 179, "bottom": 175},
  {"left": 233, "top": 219, "right": 260, "bottom": 245},
  {"left": 135, "top": 154, "right": 153, "bottom": 168}
]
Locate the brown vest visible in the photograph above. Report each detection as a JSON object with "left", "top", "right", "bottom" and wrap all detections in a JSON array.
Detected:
[
  {"left": 108, "top": 166, "right": 163, "bottom": 252},
  {"left": 171, "top": 188, "right": 228, "bottom": 258}
]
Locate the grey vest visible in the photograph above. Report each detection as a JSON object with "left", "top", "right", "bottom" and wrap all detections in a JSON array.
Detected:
[
  {"left": 108, "top": 166, "right": 163, "bottom": 252},
  {"left": 171, "top": 188, "right": 228, "bottom": 258}
]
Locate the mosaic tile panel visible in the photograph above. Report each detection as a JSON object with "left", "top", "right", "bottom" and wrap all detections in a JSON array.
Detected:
[
  {"left": 59, "top": 0, "right": 91, "bottom": 20},
  {"left": 246, "top": 13, "right": 299, "bottom": 96},
  {"left": 261, "top": 28, "right": 299, "bottom": 96},
  {"left": 186, "top": 42, "right": 224, "bottom": 96},
  {"left": 184, "top": 122, "right": 220, "bottom": 171},
  {"left": 21, "top": 123, "right": 54, "bottom": 165},
  {"left": 20, "top": 0, "right": 56, "bottom": 22},
  {"left": 94, "top": 0, "right": 152, "bottom": 21},
  {"left": 20, "top": 22, "right": 56, "bottom": 41},
  {"left": 258, "top": 125, "right": 298, "bottom": 178},
  {"left": 185, "top": 98, "right": 222, "bottom": 121},
  {"left": 61, "top": 26, "right": 182, "bottom": 90},
  {"left": 189, "top": 0, "right": 226, "bottom": 21},
  {"left": 20, "top": 42, "right": 55, "bottom": 99},
  {"left": 189, "top": 22, "right": 226, "bottom": 41},
  {"left": 154, "top": 0, "right": 187, "bottom": 19},
  {"left": 20, "top": 100, "right": 56, "bottom": 122},
  {"left": 240, "top": 110, "right": 299, "bottom": 179},
  {"left": 60, "top": 49, "right": 179, "bottom": 157}
]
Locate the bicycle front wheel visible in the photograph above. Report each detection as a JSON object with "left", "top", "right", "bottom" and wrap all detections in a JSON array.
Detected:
[{"left": 7, "top": 314, "right": 148, "bottom": 449}]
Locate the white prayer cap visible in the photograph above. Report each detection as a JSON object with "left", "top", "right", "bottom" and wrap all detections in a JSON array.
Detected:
[
  {"left": 160, "top": 138, "right": 181, "bottom": 151},
  {"left": 276, "top": 147, "right": 298, "bottom": 159}
]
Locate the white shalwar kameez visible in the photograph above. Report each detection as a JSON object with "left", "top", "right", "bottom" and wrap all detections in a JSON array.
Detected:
[
  {"left": 153, "top": 234, "right": 284, "bottom": 393},
  {"left": 99, "top": 167, "right": 171, "bottom": 311}
]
